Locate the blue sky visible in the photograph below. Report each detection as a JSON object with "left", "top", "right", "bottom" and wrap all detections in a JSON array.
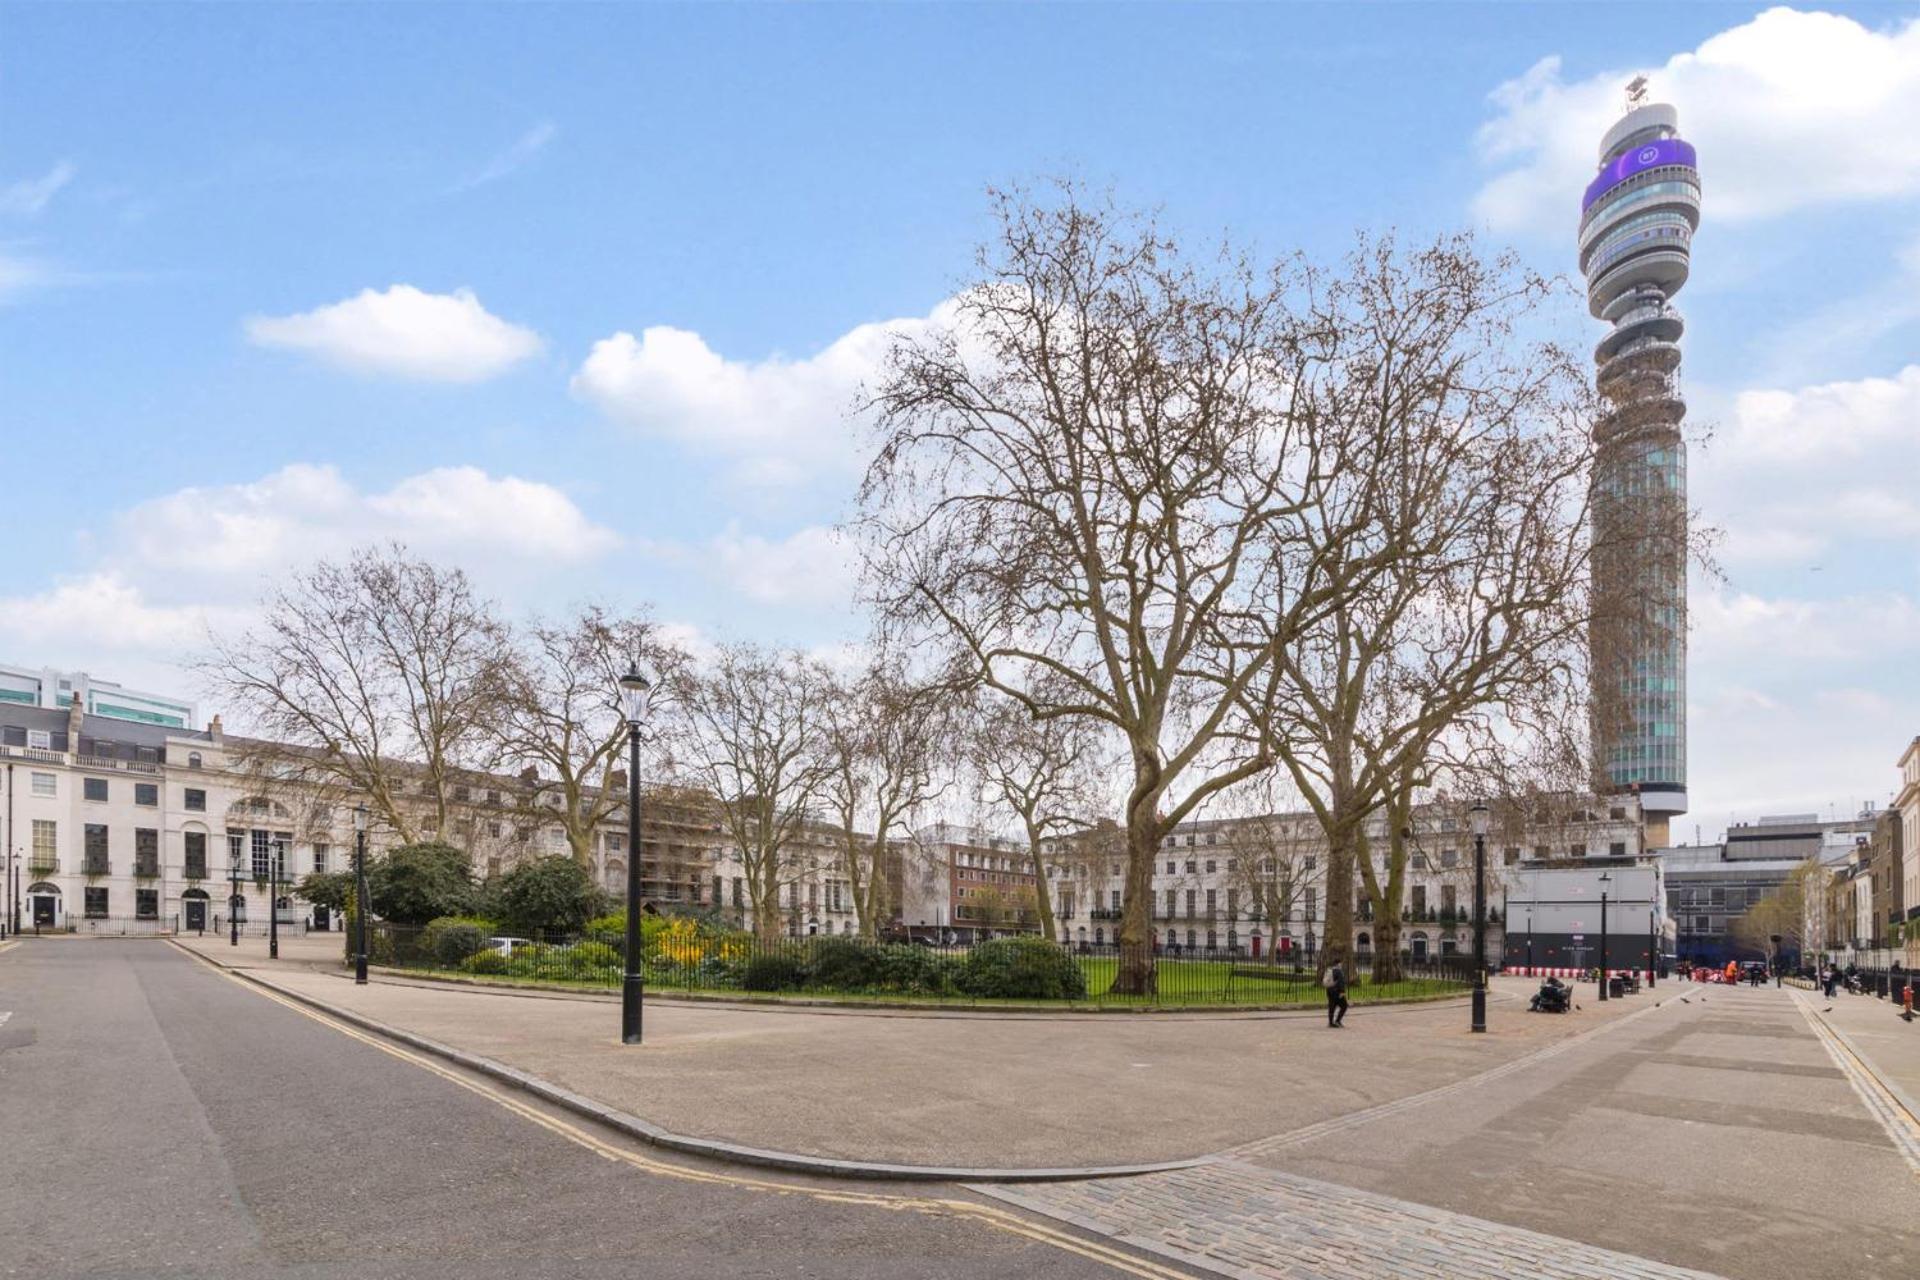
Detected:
[{"left": 4, "top": 3, "right": 1917, "bottom": 839}]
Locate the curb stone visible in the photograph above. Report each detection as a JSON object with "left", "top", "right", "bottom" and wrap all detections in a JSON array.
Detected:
[{"left": 168, "top": 938, "right": 1212, "bottom": 1184}]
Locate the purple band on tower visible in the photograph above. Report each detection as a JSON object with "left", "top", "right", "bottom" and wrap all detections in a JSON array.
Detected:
[{"left": 1581, "top": 138, "right": 1697, "bottom": 213}]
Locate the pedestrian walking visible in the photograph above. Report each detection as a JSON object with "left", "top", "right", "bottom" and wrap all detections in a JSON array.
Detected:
[{"left": 1324, "top": 960, "right": 1349, "bottom": 1028}]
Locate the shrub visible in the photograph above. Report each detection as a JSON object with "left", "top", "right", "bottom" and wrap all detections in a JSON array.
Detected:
[
  {"left": 369, "top": 843, "right": 478, "bottom": 926},
  {"left": 565, "top": 941, "right": 621, "bottom": 977},
  {"left": 806, "top": 936, "right": 881, "bottom": 990},
  {"left": 422, "top": 915, "right": 497, "bottom": 967},
  {"left": 461, "top": 949, "right": 509, "bottom": 975},
  {"left": 741, "top": 950, "right": 808, "bottom": 991},
  {"left": 871, "top": 944, "right": 956, "bottom": 995},
  {"left": 960, "top": 937, "right": 1087, "bottom": 1000},
  {"left": 490, "top": 856, "right": 607, "bottom": 936},
  {"left": 584, "top": 913, "right": 628, "bottom": 947}
]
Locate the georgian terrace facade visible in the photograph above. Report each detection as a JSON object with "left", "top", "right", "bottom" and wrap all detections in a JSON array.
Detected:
[
  {"left": 0, "top": 698, "right": 891, "bottom": 939},
  {"left": 1036, "top": 797, "right": 1647, "bottom": 963}
]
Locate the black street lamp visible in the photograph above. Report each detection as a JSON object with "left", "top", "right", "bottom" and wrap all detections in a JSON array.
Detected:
[
  {"left": 229, "top": 840, "right": 241, "bottom": 948},
  {"left": 1598, "top": 871, "right": 1612, "bottom": 1001},
  {"left": 353, "top": 803, "right": 370, "bottom": 984},
  {"left": 1470, "top": 801, "right": 1489, "bottom": 1033},
  {"left": 1647, "top": 907, "right": 1657, "bottom": 988},
  {"left": 269, "top": 837, "right": 284, "bottom": 960},
  {"left": 619, "top": 666, "right": 653, "bottom": 1046}
]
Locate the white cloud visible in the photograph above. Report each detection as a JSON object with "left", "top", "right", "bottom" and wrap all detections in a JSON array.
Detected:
[
  {"left": 571, "top": 297, "right": 962, "bottom": 488},
  {"left": 1723, "top": 364, "right": 1920, "bottom": 466},
  {"left": 455, "top": 121, "right": 557, "bottom": 192},
  {"left": 245, "top": 285, "right": 542, "bottom": 382},
  {"left": 0, "top": 161, "right": 76, "bottom": 216},
  {"left": 113, "top": 463, "right": 618, "bottom": 585},
  {"left": 707, "top": 524, "right": 859, "bottom": 609},
  {"left": 1699, "top": 363, "right": 1920, "bottom": 570},
  {"left": 1474, "top": 7, "right": 1920, "bottom": 234},
  {"left": 0, "top": 573, "right": 242, "bottom": 675}
]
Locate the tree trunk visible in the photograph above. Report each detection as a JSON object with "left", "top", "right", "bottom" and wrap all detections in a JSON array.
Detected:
[
  {"left": 1371, "top": 896, "right": 1405, "bottom": 984},
  {"left": 1109, "top": 779, "right": 1162, "bottom": 995},
  {"left": 1023, "top": 821, "right": 1057, "bottom": 941},
  {"left": 1321, "top": 841, "right": 1354, "bottom": 977}
]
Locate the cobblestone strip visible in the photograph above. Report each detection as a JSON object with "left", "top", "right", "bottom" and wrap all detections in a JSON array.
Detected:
[
  {"left": 977, "top": 1159, "right": 1730, "bottom": 1280},
  {"left": 1231, "top": 998, "right": 1681, "bottom": 1160},
  {"left": 1792, "top": 992, "right": 1920, "bottom": 1176}
]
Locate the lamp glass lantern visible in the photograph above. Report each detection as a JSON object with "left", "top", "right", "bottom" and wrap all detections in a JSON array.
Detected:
[
  {"left": 619, "top": 667, "right": 653, "bottom": 727},
  {"left": 1469, "top": 801, "right": 1489, "bottom": 838}
]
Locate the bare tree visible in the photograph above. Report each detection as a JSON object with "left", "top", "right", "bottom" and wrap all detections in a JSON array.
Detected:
[
  {"left": 670, "top": 644, "right": 834, "bottom": 944},
  {"left": 965, "top": 695, "right": 1105, "bottom": 941},
  {"left": 487, "top": 604, "right": 685, "bottom": 869},
  {"left": 199, "top": 544, "right": 508, "bottom": 844},
  {"left": 820, "top": 655, "right": 952, "bottom": 937},
  {"left": 1216, "top": 776, "right": 1325, "bottom": 964},
  {"left": 1257, "top": 237, "right": 1600, "bottom": 982},
  {"left": 859, "top": 184, "right": 1398, "bottom": 995}
]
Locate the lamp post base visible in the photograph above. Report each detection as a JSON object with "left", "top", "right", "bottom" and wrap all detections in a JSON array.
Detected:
[{"left": 621, "top": 975, "right": 646, "bottom": 1045}]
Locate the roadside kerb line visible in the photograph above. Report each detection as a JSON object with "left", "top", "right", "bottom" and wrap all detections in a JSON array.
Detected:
[
  {"left": 1230, "top": 995, "right": 1684, "bottom": 1159},
  {"left": 1792, "top": 991, "right": 1920, "bottom": 1176},
  {"left": 174, "top": 944, "right": 1202, "bottom": 1280},
  {"left": 165, "top": 940, "right": 1208, "bottom": 1183}
]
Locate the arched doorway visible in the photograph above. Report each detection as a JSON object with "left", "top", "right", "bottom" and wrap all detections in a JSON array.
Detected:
[
  {"left": 27, "top": 882, "right": 61, "bottom": 929},
  {"left": 1410, "top": 931, "right": 1429, "bottom": 961},
  {"left": 182, "top": 888, "right": 211, "bottom": 933},
  {"left": 229, "top": 893, "right": 248, "bottom": 925}
]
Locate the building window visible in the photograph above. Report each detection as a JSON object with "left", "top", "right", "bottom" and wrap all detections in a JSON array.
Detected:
[
  {"left": 1570, "top": 843, "right": 1587, "bottom": 858},
  {"left": 134, "top": 782, "right": 159, "bottom": 807},
  {"left": 30, "top": 771, "right": 55, "bottom": 797},
  {"left": 185, "top": 788, "right": 207, "bottom": 812},
  {"left": 32, "top": 820, "right": 57, "bottom": 869},
  {"left": 188, "top": 751, "right": 202, "bottom": 768},
  {"left": 185, "top": 831, "right": 208, "bottom": 879},
  {"left": 1184, "top": 860, "right": 1197, "bottom": 873},
  {"left": 732, "top": 877, "right": 744, "bottom": 908},
  {"left": 84, "top": 777, "right": 109, "bottom": 802},
  {"left": 1206, "top": 888, "right": 1217, "bottom": 916},
  {"left": 312, "top": 843, "right": 328, "bottom": 874},
  {"left": 251, "top": 829, "right": 273, "bottom": 881},
  {"left": 85, "top": 887, "right": 109, "bottom": 919},
  {"left": 1532, "top": 845, "right": 1550, "bottom": 860},
  {"left": 1205, "top": 860, "right": 1216, "bottom": 873},
  {"left": 135, "top": 828, "right": 159, "bottom": 876},
  {"left": 1165, "top": 888, "right": 1176, "bottom": 916},
  {"left": 1441, "top": 849, "right": 1458, "bottom": 869},
  {"left": 1609, "top": 841, "right": 1627, "bottom": 857},
  {"left": 1504, "top": 847, "right": 1520, "bottom": 866},
  {"left": 84, "top": 824, "right": 109, "bottom": 874},
  {"left": 136, "top": 890, "right": 159, "bottom": 920},
  {"left": 1185, "top": 888, "right": 1196, "bottom": 918}
]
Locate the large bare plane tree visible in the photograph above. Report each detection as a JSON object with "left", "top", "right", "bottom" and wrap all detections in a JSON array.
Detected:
[
  {"left": 1262, "top": 239, "right": 1600, "bottom": 982},
  {"left": 820, "top": 654, "right": 951, "bottom": 937},
  {"left": 198, "top": 543, "right": 508, "bottom": 844},
  {"left": 670, "top": 644, "right": 834, "bottom": 944},
  {"left": 859, "top": 185, "right": 1398, "bottom": 995},
  {"left": 487, "top": 604, "right": 684, "bottom": 868}
]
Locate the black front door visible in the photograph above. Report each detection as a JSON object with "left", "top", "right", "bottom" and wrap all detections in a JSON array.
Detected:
[
  {"left": 185, "top": 900, "right": 206, "bottom": 932},
  {"left": 32, "top": 897, "right": 55, "bottom": 927},
  {"left": 312, "top": 905, "right": 331, "bottom": 932}
]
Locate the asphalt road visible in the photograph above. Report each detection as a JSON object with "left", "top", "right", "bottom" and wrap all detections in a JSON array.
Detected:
[{"left": 0, "top": 941, "right": 1170, "bottom": 1280}]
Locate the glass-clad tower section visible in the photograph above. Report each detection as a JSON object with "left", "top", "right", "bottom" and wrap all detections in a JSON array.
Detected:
[{"left": 1579, "top": 100, "right": 1698, "bottom": 842}]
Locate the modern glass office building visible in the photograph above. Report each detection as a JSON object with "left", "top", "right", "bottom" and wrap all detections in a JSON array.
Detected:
[{"left": 1579, "top": 92, "right": 1699, "bottom": 841}]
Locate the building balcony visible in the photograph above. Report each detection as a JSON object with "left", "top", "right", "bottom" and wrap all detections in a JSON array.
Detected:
[
  {"left": 28, "top": 856, "right": 58, "bottom": 875},
  {"left": 74, "top": 754, "right": 161, "bottom": 775},
  {"left": 82, "top": 859, "right": 111, "bottom": 877},
  {"left": 185, "top": 861, "right": 208, "bottom": 880},
  {"left": 134, "top": 859, "right": 161, "bottom": 879},
  {"left": 1088, "top": 908, "right": 1124, "bottom": 922}
]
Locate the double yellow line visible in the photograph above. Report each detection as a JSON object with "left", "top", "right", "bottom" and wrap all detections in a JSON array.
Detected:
[{"left": 216, "top": 967, "right": 1199, "bottom": 1280}]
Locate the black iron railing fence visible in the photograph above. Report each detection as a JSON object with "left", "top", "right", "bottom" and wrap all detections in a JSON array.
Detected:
[{"left": 362, "top": 921, "right": 1472, "bottom": 1008}]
